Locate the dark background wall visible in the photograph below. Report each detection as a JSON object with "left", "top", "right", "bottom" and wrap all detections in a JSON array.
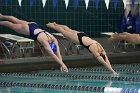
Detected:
[{"left": 0, "top": 0, "right": 124, "bottom": 37}]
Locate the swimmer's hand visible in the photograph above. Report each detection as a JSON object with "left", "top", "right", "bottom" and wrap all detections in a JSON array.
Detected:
[
  {"left": 60, "top": 65, "right": 68, "bottom": 72},
  {"left": 112, "top": 72, "right": 120, "bottom": 77}
]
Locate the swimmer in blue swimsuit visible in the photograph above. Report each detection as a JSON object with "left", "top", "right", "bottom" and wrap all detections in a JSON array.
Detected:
[
  {"left": 0, "top": 14, "right": 68, "bottom": 72},
  {"left": 47, "top": 22, "right": 117, "bottom": 75}
]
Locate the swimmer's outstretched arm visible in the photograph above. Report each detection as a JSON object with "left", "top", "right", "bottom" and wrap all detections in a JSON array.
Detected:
[
  {"left": 53, "top": 38, "right": 62, "bottom": 61},
  {"left": 100, "top": 48, "right": 112, "bottom": 67},
  {"left": 44, "top": 32, "right": 62, "bottom": 61},
  {"left": 94, "top": 52, "right": 117, "bottom": 75},
  {"left": 97, "top": 55, "right": 117, "bottom": 75},
  {"left": 42, "top": 41, "right": 68, "bottom": 72},
  {"left": 90, "top": 43, "right": 116, "bottom": 74},
  {"left": 104, "top": 55, "right": 112, "bottom": 67}
]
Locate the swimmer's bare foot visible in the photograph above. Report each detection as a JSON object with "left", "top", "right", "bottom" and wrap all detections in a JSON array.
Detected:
[
  {"left": 46, "top": 22, "right": 55, "bottom": 28},
  {"left": 53, "top": 22, "right": 57, "bottom": 25}
]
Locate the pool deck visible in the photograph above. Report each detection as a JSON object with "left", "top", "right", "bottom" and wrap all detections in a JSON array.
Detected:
[{"left": 0, "top": 38, "right": 140, "bottom": 72}]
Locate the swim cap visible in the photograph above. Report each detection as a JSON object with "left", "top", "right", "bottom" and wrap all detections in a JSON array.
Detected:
[{"left": 49, "top": 42, "right": 57, "bottom": 53}]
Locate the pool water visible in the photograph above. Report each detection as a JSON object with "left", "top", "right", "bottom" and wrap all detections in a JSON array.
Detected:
[{"left": 0, "top": 63, "right": 139, "bottom": 93}]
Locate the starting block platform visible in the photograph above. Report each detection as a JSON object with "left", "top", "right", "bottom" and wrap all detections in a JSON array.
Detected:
[{"left": 0, "top": 34, "right": 34, "bottom": 58}]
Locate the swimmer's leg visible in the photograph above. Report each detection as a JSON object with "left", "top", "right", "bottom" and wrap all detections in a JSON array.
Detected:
[
  {"left": 0, "top": 21, "right": 26, "bottom": 34},
  {"left": 0, "top": 14, "right": 28, "bottom": 24},
  {"left": 47, "top": 22, "right": 79, "bottom": 43},
  {"left": 47, "top": 22, "right": 75, "bottom": 34},
  {"left": 47, "top": 22, "right": 79, "bottom": 33}
]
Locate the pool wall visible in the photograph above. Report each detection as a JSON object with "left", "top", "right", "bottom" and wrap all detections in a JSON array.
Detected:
[{"left": 0, "top": 38, "right": 140, "bottom": 72}]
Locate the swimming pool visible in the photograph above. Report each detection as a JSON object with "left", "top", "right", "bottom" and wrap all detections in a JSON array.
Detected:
[{"left": 0, "top": 63, "right": 139, "bottom": 93}]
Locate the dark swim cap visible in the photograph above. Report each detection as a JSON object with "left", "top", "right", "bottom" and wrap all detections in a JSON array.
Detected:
[{"left": 49, "top": 42, "right": 57, "bottom": 53}]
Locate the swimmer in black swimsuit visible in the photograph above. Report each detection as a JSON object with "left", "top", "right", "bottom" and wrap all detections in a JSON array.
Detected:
[
  {"left": 0, "top": 14, "right": 68, "bottom": 72},
  {"left": 47, "top": 22, "right": 117, "bottom": 75}
]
